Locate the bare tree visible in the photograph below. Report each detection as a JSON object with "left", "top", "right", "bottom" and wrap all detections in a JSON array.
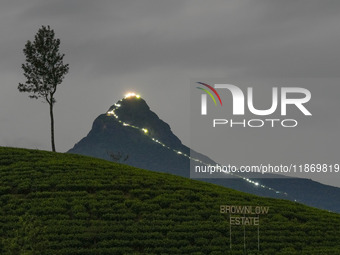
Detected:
[{"left": 107, "top": 151, "right": 129, "bottom": 163}]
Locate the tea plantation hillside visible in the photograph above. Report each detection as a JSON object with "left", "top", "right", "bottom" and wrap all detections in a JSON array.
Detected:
[{"left": 1, "top": 147, "right": 340, "bottom": 255}]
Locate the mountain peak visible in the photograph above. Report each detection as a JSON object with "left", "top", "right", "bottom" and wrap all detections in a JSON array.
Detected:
[
  {"left": 107, "top": 94, "right": 150, "bottom": 117},
  {"left": 68, "top": 93, "right": 340, "bottom": 212},
  {"left": 105, "top": 95, "right": 182, "bottom": 148},
  {"left": 68, "top": 94, "right": 188, "bottom": 171}
]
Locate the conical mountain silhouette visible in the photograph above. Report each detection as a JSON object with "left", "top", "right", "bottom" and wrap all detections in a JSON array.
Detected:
[
  {"left": 69, "top": 95, "right": 340, "bottom": 212},
  {"left": 69, "top": 95, "right": 214, "bottom": 176}
]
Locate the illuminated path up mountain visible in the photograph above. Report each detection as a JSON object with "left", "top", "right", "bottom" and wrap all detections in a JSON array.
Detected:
[{"left": 106, "top": 93, "right": 289, "bottom": 197}]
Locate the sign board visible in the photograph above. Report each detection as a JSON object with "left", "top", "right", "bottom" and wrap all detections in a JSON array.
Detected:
[
  {"left": 220, "top": 205, "right": 269, "bottom": 225},
  {"left": 220, "top": 205, "right": 270, "bottom": 252}
]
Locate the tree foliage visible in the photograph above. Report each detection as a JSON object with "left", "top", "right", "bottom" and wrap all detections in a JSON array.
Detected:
[{"left": 18, "top": 25, "right": 69, "bottom": 152}]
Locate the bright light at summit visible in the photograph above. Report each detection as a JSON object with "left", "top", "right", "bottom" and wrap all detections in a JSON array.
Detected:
[
  {"left": 105, "top": 92, "right": 287, "bottom": 197},
  {"left": 124, "top": 92, "right": 141, "bottom": 99}
]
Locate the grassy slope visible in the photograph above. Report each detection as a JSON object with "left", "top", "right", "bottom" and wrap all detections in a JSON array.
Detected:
[{"left": 0, "top": 147, "right": 340, "bottom": 255}]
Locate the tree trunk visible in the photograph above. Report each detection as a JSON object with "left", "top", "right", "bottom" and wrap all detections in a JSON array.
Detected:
[{"left": 49, "top": 102, "right": 56, "bottom": 152}]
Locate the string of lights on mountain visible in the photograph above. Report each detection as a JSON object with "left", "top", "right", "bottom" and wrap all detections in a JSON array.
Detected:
[{"left": 107, "top": 92, "right": 289, "bottom": 198}]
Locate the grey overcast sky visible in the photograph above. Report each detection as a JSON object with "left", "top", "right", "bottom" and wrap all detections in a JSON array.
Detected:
[{"left": 1, "top": 1, "right": 340, "bottom": 186}]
